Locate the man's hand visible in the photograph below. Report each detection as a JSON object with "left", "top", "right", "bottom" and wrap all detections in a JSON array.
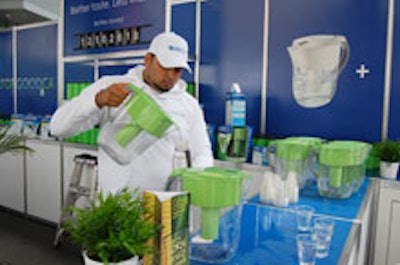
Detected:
[{"left": 95, "top": 83, "right": 131, "bottom": 108}]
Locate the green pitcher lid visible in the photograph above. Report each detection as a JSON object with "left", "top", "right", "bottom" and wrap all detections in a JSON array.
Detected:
[
  {"left": 273, "top": 137, "right": 323, "bottom": 160},
  {"left": 170, "top": 166, "right": 250, "bottom": 181},
  {"left": 126, "top": 84, "right": 173, "bottom": 137},
  {"left": 169, "top": 166, "right": 251, "bottom": 240},
  {"left": 319, "top": 140, "right": 371, "bottom": 166},
  {"left": 286, "top": 136, "right": 324, "bottom": 145}
]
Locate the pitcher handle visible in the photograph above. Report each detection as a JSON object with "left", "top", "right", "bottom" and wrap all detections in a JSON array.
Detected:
[
  {"left": 266, "top": 144, "right": 277, "bottom": 171},
  {"left": 337, "top": 36, "right": 350, "bottom": 73},
  {"left": 164, "top": 176, "right": 182, "bottom": 191},
  {"left": 307, "top": 148, "right": 319, "bottom": 178}
]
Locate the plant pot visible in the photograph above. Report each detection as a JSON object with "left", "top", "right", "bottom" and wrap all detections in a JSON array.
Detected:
[
  {"left": 83, "top": 252, "right": 140, "bottom": 265},
  {"left": 379, "top": 161, "right": 400, "bottom": 179}
]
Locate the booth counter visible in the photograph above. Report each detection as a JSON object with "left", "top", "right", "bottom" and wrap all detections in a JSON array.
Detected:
[{"left": 0, "top": 140, "right": 380, "bottom": 264}]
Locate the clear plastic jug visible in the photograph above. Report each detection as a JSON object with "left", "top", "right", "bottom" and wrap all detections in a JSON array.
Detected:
[
  {"left": 267, "top": 137, "right": 323, "bottom": 189},
  {"left": 263, "top": 137, "right": 322, "bottom": 206},
  {"left": 308, "top": 140, "right": 370, "bottom": 199},
  {"left": 98, "top": 84, "right": 174, "bottom": 165},
  {"left": 288, "top": 35, "right": 350, "bottom": 108},
  {"left": 165, "top": 167, "right": 251, "bottom": 263}
]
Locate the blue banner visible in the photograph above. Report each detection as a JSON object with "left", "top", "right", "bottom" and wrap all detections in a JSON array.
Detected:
[
  {"left": 64, "top": 0, "right": 165, "bottom": 56},
  {"left": 17, "top": 24, "right": 58, "bottom": 115}
]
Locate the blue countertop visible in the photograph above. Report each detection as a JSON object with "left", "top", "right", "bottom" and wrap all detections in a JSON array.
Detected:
[{"left": 191, "top": 178, "right": 371, "bottom": 265}]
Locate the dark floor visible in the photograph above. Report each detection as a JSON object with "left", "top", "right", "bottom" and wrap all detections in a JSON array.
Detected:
[{"left": 0, "top": 208, "right": 82, "bottom": 265}]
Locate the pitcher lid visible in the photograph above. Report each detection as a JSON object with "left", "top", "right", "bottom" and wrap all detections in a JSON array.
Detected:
[
  {"left": 273, "top": 137, "right": 323, "bottom": 161},
  {"left": 170, "top": 166, "right": 250, "bottom": 181},
  {"left": 319, "top": 140, "right": 371, "bottom": 166}
]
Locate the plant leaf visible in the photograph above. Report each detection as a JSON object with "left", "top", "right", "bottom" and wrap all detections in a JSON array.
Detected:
[
  {"left": 0, "top": 127, "right": 34, "bottom": 155},
  {"left": 63, "top": 188, "right": 160, "bottom": 263}
]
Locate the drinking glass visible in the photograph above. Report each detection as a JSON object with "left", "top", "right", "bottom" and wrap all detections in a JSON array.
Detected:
[
  {"left": 294, "top": 205, "right": 315, "bottom": 231},
  {"left": 313, "top": 216, "right": 335, "bottom": 258},
  {"left": 296, "top": 233, "right": 317, "bottom": 265}
]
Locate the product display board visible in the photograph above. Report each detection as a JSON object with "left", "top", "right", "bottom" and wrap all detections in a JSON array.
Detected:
[
  {"left": 17, "top": 24, "right": 58, "bottom": 115},
  {"left": 388, "top": 2, "right": 400, "bottom": 141},
  {"left": 63, "top": 0, "right": 165, "bottom": 57},
  {"left": 183, "top": 0, "right": 388, "bottom": 142},
  {"left": 0, "top": 31, "right": 13, "bottom": 114},
  {"left": 266, "top": 0, "right": 387, "bottom": 142}
]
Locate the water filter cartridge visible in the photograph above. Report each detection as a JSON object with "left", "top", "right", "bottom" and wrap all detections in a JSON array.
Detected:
[{"left": 225, "top": 82, "right": 246, "bottom": 127}]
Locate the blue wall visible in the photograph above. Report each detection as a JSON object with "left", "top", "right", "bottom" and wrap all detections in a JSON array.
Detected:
[
  {"left": 0, "top": 24, "right": 58, "bottom": 116},
  {"left": 0, "top": 0, "right": 397, "bottom": 143},
  {"left": 171, "top": 2, "right": 196, "bottom": 84},
  {"left": 266, "top": 0, "right": 387, "bottom": 143},
  {"left": 172, "top": 0, "right": 388, "bottom": 143},
  {"left": 17, "top": 24, "right": 58, "bottom": 115},
  {"left": 388, "top": 1, "right": 400, "bottom": 141},
  {"left": 0, "top": 31, "right": 13, "bottom": 114},
  {"left": 191, "top": 0, "right": 264, "bottom": 132}
]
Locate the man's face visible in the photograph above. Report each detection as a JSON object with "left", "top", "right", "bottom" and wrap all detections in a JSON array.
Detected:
[{"left": 143, "top": 53, "right": 184, "bottom": 92}]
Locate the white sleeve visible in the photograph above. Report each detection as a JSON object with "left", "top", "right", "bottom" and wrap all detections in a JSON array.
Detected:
[
  {"left": 187, "top": 102, "right": 214, "bottom": 168},
  {"left": 49, "top": 80, "right": 106, "bottom": 138}
]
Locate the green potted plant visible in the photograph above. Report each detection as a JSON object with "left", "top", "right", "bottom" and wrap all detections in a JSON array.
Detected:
[
  {"left": 373, "top": 140, "right": 400, "bottom": 179},
  {"left": 63, "top": 188, "right": 160, "bottom": 265},
  {"left": 0, "top": 127, "right": 33, "bottom": 156}
]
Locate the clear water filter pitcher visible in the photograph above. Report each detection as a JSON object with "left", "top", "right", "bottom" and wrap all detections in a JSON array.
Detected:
[
  {"left": 98, "top": 84, "right": 174, "bottom": 165},
  {"left": 165, "top": 167, "right": 251, "bottom": 263},
  {"left": 268, "top": 137, "right": 323, "bottom": 188},
  {"left": 262, "top": 137, "right": 322, "bottom": 206},
  {"left": 308, "top": 140, "right": 370, "bottom": 198}
]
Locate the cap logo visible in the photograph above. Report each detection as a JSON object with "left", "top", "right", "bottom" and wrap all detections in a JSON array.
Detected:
[{"left": 168, "top": 45, "right": 186, "bottom": 55}]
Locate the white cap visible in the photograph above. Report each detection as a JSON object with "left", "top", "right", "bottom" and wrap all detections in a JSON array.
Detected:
[{"left": 148, "top": 32, "right": 191, "bottom": 73}]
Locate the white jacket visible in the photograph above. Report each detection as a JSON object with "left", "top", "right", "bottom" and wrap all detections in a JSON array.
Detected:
[{"left": 50, "top": 65, "right": 213, "bottom": 194}]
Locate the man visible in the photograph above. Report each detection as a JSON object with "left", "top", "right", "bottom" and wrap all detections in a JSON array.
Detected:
[{"left": 50, "top": 32, "right": 214, "bottom": 194}]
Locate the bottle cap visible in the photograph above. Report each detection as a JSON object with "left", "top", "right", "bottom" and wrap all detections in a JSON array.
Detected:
[{"left": 231, "top": 82, "right": 241, "bottom": 93}]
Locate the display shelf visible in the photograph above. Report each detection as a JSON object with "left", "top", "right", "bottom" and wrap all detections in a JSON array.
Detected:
[
  {"left": 372, "top": 178, "right": 400, "bottom": 264},
  {"left": 0, "top": 152, "right": 25, "bottom": 212},
  {"left": 25, "top": 139, "right": 61, "bottom": 223}
]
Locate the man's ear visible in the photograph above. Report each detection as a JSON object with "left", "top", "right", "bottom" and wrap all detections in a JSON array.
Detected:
[{"left": 144, "top": 53, "right": 152, "bottom": 66}]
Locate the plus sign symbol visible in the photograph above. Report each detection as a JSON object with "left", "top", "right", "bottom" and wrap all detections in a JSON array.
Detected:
[{"left": 356, "top": 64, "right": 370, "bottom": 79}]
